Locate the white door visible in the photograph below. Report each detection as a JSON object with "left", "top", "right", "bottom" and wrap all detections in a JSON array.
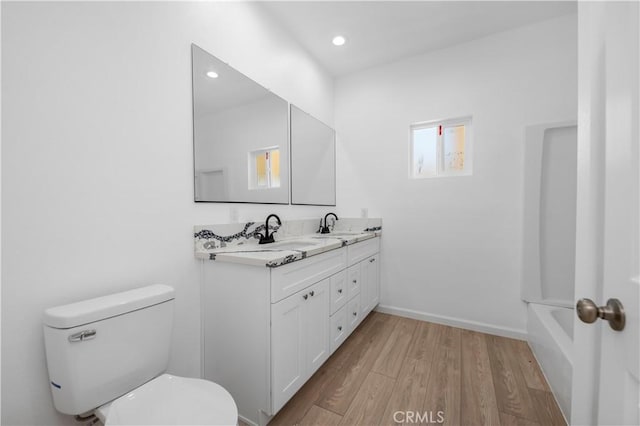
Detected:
[
  {"left": 572, "top": 2, "right": 639, "bottom": 425},
  {"left": 368, "top": 254, "right": 380, "bottom": 308},
  {"left": 330, "top": 270, "right": 348, "bottom": 315},
  {"left": 271, "top": 291, "right": 306, "bottom": 413},
  {"left": 304, "top": 279, "right": 330, "bottom": 374},
  {"left": 348, "top": 296, "right": 361, "bottom": 331},
  {"left": 330, "top": 305, "right": 348, "bottom": 354},
  {"left": 348, "top": 264, "right": 361, "bottom": 297},
  {"left": 360, "top": 254, "right": 380, "bottom": 316},
  {"left": 359, "top": 259, "right": 371, "bottom": 315}
]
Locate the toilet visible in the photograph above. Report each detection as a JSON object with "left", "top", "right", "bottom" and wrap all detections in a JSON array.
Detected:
[{"left": 42, "top": 284, "right": 238, "bottom": 425}]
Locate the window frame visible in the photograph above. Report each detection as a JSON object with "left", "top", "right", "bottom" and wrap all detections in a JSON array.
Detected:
[
  {"left": 409, "top": 116, "right": 473, "bottom": 179},
  {"left": 248, "top": 146, "right": 281, "bottom": 190}
]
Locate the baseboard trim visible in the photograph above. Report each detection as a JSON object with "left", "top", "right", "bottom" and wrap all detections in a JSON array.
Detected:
[
  {"left": 375, "top": 304, "right": 527, "bottom": 341},
  {"left": 238, "top": 414, "right": 258, "bottom": 426}
]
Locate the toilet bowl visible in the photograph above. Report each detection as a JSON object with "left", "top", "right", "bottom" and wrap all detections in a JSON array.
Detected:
[
  {"left": 95, "top": 374, "right": 237, "bottom": 426},
  {"left": 42, "top": 284, "right": 238, "bottom": 426}
]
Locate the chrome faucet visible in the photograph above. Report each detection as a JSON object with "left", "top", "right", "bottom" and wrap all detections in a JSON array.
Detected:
[
  {"left": 259, "top": 214, "right": 281, "bottom": 244},
  {"left": 320, "top": 213, "right": 338, "bottom": 234}
]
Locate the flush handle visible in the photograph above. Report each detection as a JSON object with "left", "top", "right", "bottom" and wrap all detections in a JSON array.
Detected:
[
  {"left": 68, "top": 329, "right": 97, "bottom": 342},
  {"left": 576, "top": 298, "right": 625, "bottom": 331}
]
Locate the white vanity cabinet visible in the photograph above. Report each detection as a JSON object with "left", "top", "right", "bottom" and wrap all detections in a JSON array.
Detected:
[{"left": 201, "top": 236, "right": 380, "bottom": 426}]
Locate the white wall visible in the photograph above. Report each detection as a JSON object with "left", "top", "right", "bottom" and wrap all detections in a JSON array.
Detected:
[
  {"left": 1, "top": 2, "right": 333, "bottom": 425},
  {"left": 335, "top": 14, "right": 577, "bottom": 337},
  {"left": 195, "top": 96, "right": 290, "bottom": 203}
]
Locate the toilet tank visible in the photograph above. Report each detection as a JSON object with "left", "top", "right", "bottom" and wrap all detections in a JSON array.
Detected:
[{"left": 42, "top": 284, "right": 175, "bottom": 415}]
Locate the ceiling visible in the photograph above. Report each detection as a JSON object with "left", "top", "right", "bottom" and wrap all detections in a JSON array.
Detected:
[
  {"left": 192, "top": 44, "right": 277, "bottom": 118},
  {"left": 261, "top": 1, "right": 577, "bottom": 76}
]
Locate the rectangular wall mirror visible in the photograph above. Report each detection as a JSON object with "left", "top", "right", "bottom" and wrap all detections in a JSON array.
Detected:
[
  {"left": 192, "top": 44, "right": 290, "bottom": 204},
  {"left": 290, "top": 105, "right": 336, "bottom": 206}
]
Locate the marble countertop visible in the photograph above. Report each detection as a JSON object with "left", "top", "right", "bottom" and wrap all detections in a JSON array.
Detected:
[{"left": 196, "top": 231, "right": 380, "bottom": 268}]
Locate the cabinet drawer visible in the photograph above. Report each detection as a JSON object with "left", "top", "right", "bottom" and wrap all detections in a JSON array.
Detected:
[
  {"left": 271, "top": 248, "right": 347, "bottom": 303},
  {"left": 347, "top": 265, "right": 361, "bottom": 298},
  {"left": 347, "top": 296, "right": 361, "bottom": 333},
  {"left": 347, "top": 237, "right": 379, "bottom": 266},
  {"left": 330, "top": 271, "right": 348, "bottom": 315},
  {"left": 330, "top": 305, "right": 348, "bottom": 354}
]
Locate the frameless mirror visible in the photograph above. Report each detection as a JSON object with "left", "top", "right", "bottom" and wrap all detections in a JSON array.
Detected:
[
  {"left": 192, "top": 44, "right": 289, "bottom": 203},
  {"left": 290, "top": 105, "right": 336, "bottom": 206}
]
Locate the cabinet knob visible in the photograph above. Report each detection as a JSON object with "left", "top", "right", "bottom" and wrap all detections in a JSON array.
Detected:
[
  {"left": 310, "top": 291, "right": 315, "bottom": 297},
  {"left": 353, "top": 312, "right": 357, "bottom": 316},
  {"left": 338, "top": 326, "right": 342, "bottom": 331},
  {"left": 352, "top": 280, "right": 357, "bottom": 284},
  {"left": 338, "top": 288, "right": 343, "bottom": 294},
  {"left": 303, "top": 294, "right": 308, "bottom": 300}
]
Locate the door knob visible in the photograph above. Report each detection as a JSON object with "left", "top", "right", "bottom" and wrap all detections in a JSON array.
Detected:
[{"left": 576, "top": 298, "right": 625, "bottom": 331}]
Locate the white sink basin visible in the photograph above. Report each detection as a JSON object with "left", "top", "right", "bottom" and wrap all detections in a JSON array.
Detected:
[
  {"left": 315, "top": 232, "right": 365, "bottom": 238},
  {"left": 270, "top": 239, "right": 321, "bottom": 250}
]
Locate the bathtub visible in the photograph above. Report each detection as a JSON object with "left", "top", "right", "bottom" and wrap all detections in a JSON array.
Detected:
[{"left": 527, "top": 303, "right": 573, "bottom": 423}]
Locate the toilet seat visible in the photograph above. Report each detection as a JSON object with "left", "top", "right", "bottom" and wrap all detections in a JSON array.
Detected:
[{"left": 96, "top": 374, "right": 238, "bottom": 425}]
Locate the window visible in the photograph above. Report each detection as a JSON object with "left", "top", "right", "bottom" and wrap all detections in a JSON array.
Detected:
[
  {"left": 248, "top": 147, "right": 281, "bottom": 189},
  {"left": 410, "top": 116, "right": 472, "bottom": 178}
]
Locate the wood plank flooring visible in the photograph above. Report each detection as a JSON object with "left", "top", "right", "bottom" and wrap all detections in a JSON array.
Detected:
[{"left": 270, "top": 312, "right": 565, "bottom": 426}]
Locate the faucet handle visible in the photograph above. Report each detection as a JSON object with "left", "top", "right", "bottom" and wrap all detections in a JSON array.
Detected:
[
  {"left": 258, "top": 232, "right": 275, "bottom": 244},
  {"left": 321, "top": 213, "right": 338, "bottom": 234},
  {"left": 259, "top": 214, "right": 281, "bottom": 245}
]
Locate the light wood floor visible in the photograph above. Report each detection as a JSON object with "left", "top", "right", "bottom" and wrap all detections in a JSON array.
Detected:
[{"left": 269, "top": 312, "right": 566, "bottom": 426}]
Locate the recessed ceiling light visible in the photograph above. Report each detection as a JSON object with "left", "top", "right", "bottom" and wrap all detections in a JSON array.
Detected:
[
  {"left": 332, "top": 36, "right": 346, "bottom": 46},
  {"left": 206, "top": 71, "right": 219, "bottom": 79}
]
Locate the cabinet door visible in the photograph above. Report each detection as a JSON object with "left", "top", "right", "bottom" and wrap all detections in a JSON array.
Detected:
[
  {"left": 271, "top": 291, "right": 306, "bottom": 413},
  {"left": 367, "top": 254, "right": 380, "bottom": 308},
  {"left": 304, "top": 279, "right": 330, "bottom": 375},
  {"left": 360, "top": 259, "right": 371, "bottom": 315},
  {"left": 347, "top": 264, "right": 361, "bottom": 298},
  {"left": 330, "top": 305, "right": 348, "bottom": 354},
  {"left": 348, "top": 296, "right": 361, "bottom": 332},
  {"left": 330, "top": 270, "right": 348, "bottom": 315},
  {"left": 360, "top": 254, "right": 380, "bottom": 317}
]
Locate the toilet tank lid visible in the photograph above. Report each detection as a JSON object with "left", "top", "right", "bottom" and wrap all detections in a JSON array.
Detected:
[{"left": 43, "top": 284, "right": 175, "bottom": 329}]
